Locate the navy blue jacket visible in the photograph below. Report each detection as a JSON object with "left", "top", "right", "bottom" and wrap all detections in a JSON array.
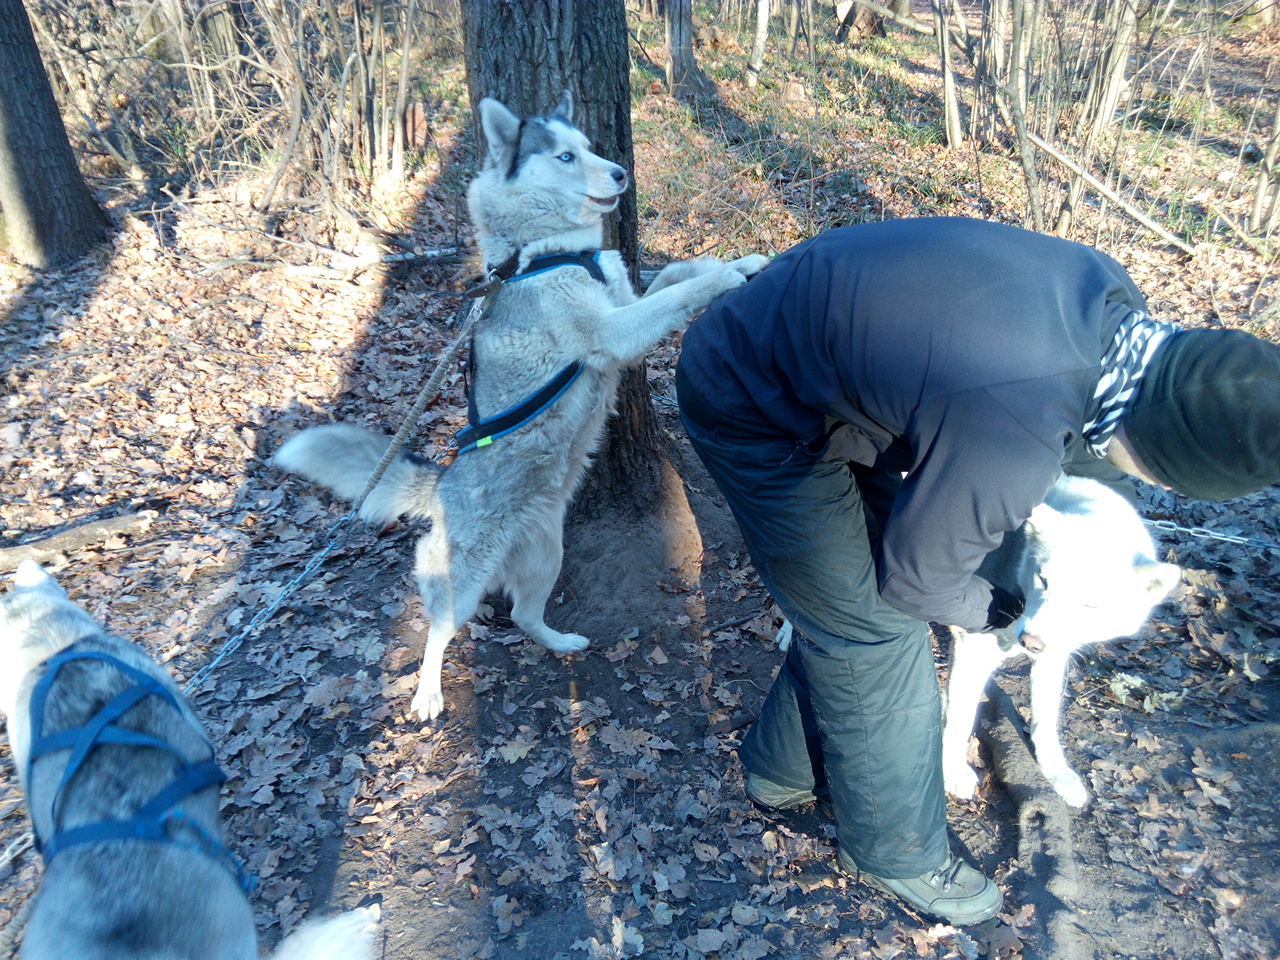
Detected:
[{"left": 678, "top": 218, "right": 1145, "bottom": 632}]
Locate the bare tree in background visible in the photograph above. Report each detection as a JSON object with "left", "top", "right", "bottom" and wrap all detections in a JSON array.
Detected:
[
  {"left": 933, "top": 0, "right": 965, "bottom": 148},
  {"left": 24, "top": 0, "right": 431, "bottom": 217},
  {"left": 0, "top": 0, "right": 107, "bottom": 268},
  {"left": 746, "top": 0, "right": 769, "bottom": 88},
  {"left": 836, "top": 2, "right": 886, "bottom": 43},
  {"left": 785, "top": 0, "right": 812, "bottom": 58},
  {"left": 666, "top": 0, "right": 717, "bottom": 99},
  {"left": 1251, "top": 96, "right": 1280, "bottom": 235}
]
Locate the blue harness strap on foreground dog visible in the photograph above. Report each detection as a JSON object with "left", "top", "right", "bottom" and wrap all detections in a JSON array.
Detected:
[
  {"left": 26, "top": 646, "right": 253, "bottom": 891},
  {"left": 454, "top": 250, "right": 605, "bottom": 456}
]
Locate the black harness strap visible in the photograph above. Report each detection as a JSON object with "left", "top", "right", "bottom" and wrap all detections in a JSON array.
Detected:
[
  {"left": 507, "top": 250, "right": 607, "bottom": 284},
  {"left": 454, "top": 361, "right": 584, "bottom": 455},
  {"left": 454, "top": 250, "right": 606, "bottom": 456}
]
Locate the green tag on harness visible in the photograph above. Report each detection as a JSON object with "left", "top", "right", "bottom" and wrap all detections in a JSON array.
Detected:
[{"left": 476, "top": 436, "right": 494, "bottom": 448}]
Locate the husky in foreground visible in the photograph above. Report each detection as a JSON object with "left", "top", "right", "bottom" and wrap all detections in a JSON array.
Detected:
[
  {"left": 0, "top": 560, "right": 375, "bottom": 960},
  {"left": 275, "top": 92, "right": 766, "bottom": 720},
  {"left": 941, "top": 475, "right": 1181, "bottom": 808}
]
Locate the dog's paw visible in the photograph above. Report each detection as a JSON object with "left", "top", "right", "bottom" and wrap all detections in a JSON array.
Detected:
[
  {"left": 410, "top": 685, "right": 445, "bottom": 721},
  {"left": 539, "top": 631, "right": 590, "bottom": 653},
  {"left": 1044, "top": 767, "right": 1089, "bottom": 808},
  {"left": 943, "top": 759, "right": 980, "bottom": 800},
  {"left": 712, "top": 267, "right": 749, "bottom": 293},
  {"left": 728, "top": 253, "right": 770, "bottom": 277}
]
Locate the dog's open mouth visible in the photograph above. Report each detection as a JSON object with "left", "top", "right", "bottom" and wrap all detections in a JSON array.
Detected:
[{"left": 589, "top": 195, "right": 621, "bottom": 209}]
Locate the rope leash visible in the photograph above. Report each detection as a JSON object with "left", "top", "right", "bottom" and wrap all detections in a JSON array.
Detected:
[
  {"left": 0, "top": 892, "right": 34, "bottom": 958},
  {"left": 183, "top": 296, "right": 487, "bottom": 693},
  {"left": 0, "top": 831, "right": 35, "bottom": 957}
]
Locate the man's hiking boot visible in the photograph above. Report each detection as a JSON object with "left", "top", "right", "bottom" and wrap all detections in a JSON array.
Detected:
[
  {"left": 744, "top": 772, "right": 818, "bottom": 811},
  {"left": 837, "top": 846, "right": 1003, "bottom": 926}
]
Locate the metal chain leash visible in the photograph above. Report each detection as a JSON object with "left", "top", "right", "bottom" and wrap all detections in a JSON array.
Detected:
[
  {"left": 183, "top": 296, "right": 488, "bottom": 693},
  {"left": 1143, "top": 518, "right": 1280, "bottom": 554}
]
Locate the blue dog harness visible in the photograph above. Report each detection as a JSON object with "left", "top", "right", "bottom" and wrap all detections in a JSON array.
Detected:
[
  {"left": 26, "top": 646, "right": 252, "bottom": 890},
  {"left": 452, "top": 250, "right": 606, "bottom": 456}
]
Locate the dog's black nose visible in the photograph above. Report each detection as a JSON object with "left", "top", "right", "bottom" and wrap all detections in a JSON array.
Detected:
[{"left": 613, "top": 169, "right": 627, "bottom": 187}]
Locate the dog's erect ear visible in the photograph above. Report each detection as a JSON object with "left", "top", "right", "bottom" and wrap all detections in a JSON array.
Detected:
[
  {"left": 478, "top": 97, "right": 521, "bottom": 170},
  {"left": 13, "top": 559, "right": 65, "bottom": 595},
  {"left": 1133, "top": 557, "right": 1181, "bottom": 598},
  {"left": 552, "top": 89, "right": 574, "bottom": 123}
]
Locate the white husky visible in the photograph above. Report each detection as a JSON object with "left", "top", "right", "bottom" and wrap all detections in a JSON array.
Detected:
[
  {"left": 941, "top": 475, "right": 1181, "bottom": 807},
  {"left": 275, "top": 92, "right": 766, "bottom": 721},
  {"left": 776, "top": 475, "right": 1181, "bottom": 809},
  {"left": 0, "top": 560, "right": 375, "bottom": 960}
]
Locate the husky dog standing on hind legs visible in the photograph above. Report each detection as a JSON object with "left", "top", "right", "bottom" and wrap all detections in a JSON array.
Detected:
[{"left": 276, "top": 91, "right": 767, "bottom": 720}]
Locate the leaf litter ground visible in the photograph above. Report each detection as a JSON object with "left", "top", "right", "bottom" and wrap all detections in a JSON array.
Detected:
[{"left": 3, "top": 89, "right": 1280, "bottom": 960}]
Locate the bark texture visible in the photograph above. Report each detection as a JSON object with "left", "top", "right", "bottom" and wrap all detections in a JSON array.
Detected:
[{"left": 0, "top": 0, "right": 107, "bottom": 268}]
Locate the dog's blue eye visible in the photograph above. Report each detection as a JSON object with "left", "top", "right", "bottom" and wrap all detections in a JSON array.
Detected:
[{"left": 557, "top": 152, "right": 575, "bottom": 163}]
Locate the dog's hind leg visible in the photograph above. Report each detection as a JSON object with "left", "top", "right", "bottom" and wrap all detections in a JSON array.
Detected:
[
  {"left": 506, "top": 522, "right": 589, "bottom": 654},
  {"left": 1027, "top": 647, "right": 1089, "bottom": 807},
  {"left": 409, "top": 532, "right": 493, "bottom": 721},
  {"left": 410, "top": 613, "right": 465, "bottom": 722}
]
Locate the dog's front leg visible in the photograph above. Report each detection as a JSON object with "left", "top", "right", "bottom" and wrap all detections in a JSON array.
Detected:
[
  {"left": 596, "top": 265, "right": 755, "bottom": 364},
  {"left": 644, "top": 254, "right": 769, "bottom": 297},
  {"left": 1027, "top": 648, "right": 1089, "bottom": 807},
  {"left": 941, "top": 628, "right": 1009, "bottom": 800}
]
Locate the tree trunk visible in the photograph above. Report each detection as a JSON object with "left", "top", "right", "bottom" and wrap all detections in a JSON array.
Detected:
[
  {"left": 1251, "top": 96, "right": 1280, "bottom": 234},
  {"left": 1081, "top": 0, "right": 1138, "bottom": 143},
  {"left": 746, "top": 0, "right": 769, "bottom": 88},
  {"left": 460, "top": 0, "right": 668, "bottom": 503},
  {"left": 932, "top": 0, "right": 964, "bottom": 149},
  {"left": 0, "top": 0, "right": 107, "bottom": 268},
  {"left": 969, "top": 0, "right": 1010, "bottom": 145},
  {"left": 836, "top": 2, "right": 885, "bottom": 43},
  {"left": 665, "top": 0, "right": 717, "bottom": 99}
]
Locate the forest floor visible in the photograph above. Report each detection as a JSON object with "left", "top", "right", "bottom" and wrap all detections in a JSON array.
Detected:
[{"left": 4, "top": 9, "right": 1280, "bottom": 960}]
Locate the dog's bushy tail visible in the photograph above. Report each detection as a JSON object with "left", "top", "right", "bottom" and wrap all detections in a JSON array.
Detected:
[
  {"left": 267, "top": 908, "right": 377, "bottom": 960},
  {"left": 274, "top": 423, "right": 443, "bottom": 526}
]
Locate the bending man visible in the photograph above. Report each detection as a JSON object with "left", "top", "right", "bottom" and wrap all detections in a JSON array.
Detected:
[{"left": 676, "top": 217, "right": 1280, "bottom": 925}]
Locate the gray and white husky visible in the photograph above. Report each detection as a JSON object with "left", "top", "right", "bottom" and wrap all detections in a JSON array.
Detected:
[
  {"left": 275, "top": 92, "right": 767, "bottom": 720},
  {"left": 941, "top": 475, "right": 1181, "bottom": 808},
  {"left": 0, "top": 560, "right": 374, "bottom": 960}
]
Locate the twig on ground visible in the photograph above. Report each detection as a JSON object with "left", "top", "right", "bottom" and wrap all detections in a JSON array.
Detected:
[
  {"left": 7, "top": 350, "right": 106, "bottom": 373},
  {"left": 0, "top": 514, "right": 153, "bottom": 572}
]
